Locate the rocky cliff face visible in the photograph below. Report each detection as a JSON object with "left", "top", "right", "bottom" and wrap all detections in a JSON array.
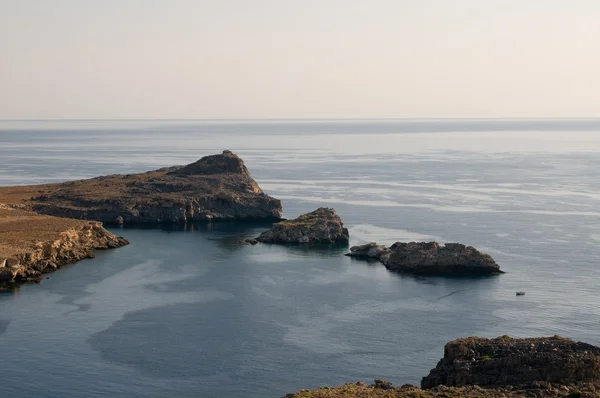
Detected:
[
  {"left": 286, "top": 336, "right": 600, "bottom": 397},
  {"left": 6, "top": 151, "right": 282, "bottom": 224},
  {"left": 0, "top": 220, "right": 128, "bottom": 289},
  {"left": 256, "top": 207, "right": 349, "bottom": 244},
  {"left": 422, "top": 336, "right": 600, "bottom": 389},
  {"left": 347, "top": 241, "right": 502, "bottom": 275}
]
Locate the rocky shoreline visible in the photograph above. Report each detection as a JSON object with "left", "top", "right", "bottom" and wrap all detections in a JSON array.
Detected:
[
  {"left": 0, "top": 208, "right": 128, "bottom": 290},
  {"left": 0, "top": 151, "right": 280, "bottom": 288},
  {"left": 285, "top": 335, "right": 600, "bottom": 397}
]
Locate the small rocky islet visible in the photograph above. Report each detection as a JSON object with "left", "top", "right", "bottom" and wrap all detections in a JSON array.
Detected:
[
  {"left": 347, "top": 241, "right": 503, "bottom": 276},
  {"left": 251, "top": 207, "right": 502, "bottom": 276},
  {"left": 254, "top": 207, "right": 349, "bottom": 244}
]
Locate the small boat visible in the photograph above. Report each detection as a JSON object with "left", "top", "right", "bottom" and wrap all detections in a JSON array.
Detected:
[{"left": 516, "top": 291, "right": 525, "bottom": 296}]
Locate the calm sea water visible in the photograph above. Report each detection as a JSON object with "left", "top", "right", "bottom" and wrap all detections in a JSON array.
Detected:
[{"left": 1, "top": 120, "right": 600, "bottom": 397}]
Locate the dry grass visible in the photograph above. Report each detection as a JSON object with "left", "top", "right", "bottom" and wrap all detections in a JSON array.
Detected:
[
  {"left": 0, "top": 207, "right": 86, "bottom": 257},
  {"left": 0, "top": 184, "right": 55, "bottom": 205},
  {"left": 284, "top": 383, "right": 598, "bottom": 397},
  {"left": 285, "top": 383, "right": 513, "bottom": 397}
]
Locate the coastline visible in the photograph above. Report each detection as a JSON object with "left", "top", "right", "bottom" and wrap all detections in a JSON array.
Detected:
[{"left": 0, "top": 207, "right": 128, "bottom": 290}]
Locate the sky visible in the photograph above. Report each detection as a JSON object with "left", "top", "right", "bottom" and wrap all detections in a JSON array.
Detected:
[{"left": 1, "top": 0, "right": 599, "bottom": 119}]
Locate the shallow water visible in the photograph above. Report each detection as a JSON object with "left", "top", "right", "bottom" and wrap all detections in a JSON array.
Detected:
[{"left": 1, "top": 120, "right": 600, "bottom": 397}]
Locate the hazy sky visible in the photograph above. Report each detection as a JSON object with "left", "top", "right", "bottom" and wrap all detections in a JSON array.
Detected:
[{"left": 1, "top": 0, "right": 599, "bottom": 119}]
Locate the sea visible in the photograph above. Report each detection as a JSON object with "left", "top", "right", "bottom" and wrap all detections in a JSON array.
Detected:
[{"left": 0, "top": 119, "right": 599, "bottom": 397}]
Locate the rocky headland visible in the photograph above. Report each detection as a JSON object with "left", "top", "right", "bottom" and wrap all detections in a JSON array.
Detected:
[
  {"left": 0, "top": 207, "right": 128, "bottom": 290},
  {"left": 0, "top": 151, "right": 283, "bottom": 224},
  {"left": 0, "top": 151, "right": 282, "bottom": 287},
  {"left": 347, "top": 241, "right": 502, "bottom": 275},
  {"left": 285, "top": 335, "right": 600, "bottom": 397},
  {"left": 255, "top": 207, "right": 349, "bottom": 244}
]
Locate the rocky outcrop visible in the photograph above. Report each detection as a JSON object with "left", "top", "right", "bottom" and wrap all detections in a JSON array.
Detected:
[
  {"left": 0, "top": 151, "right": 282, "bottom": 224},
  {"left": 347, "top": 241, "right": 502, "bottom": 275},
  {"left": 0, "top": 219, "right": 128, "bottom": 289},
  {"left": 285, "top": 336, "right": 600, "bottom": 397},
  {"left": 422, "top": 335, "right": 600, "bottom": 390},
  {"left": 256, "top": 208, "right": 349, "bottom": 244}
]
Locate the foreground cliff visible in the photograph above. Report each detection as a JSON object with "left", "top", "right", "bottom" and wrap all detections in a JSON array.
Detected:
[
  {"left": 285, "top": 335, "right": 600, "bottom": 397},
  {"left": 0, "top": 207, "right": 128, "bottom": 289},
  {"left": 0, "top": 151, "right": 283, "bottom": 224},
  {"left": 347, "top": 241, "right": 502, "bottom": 275},
  {"left": 422, "top": 335, "right": 600, "bottom": 389}
]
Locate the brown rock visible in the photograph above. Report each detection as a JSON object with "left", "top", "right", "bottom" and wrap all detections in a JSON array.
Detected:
[
  {"left": 0, "top": 151, "right": 283, "bottom": 224},
  {"left": 256, "top": 208, "right": 349, "bottom": 244},
  {"left": 385, "top": 242, "right": 502, "bottom": 275},
  {"left": 0, "top": 213, "right": 129, "bottom": 289},
  {"left": 346, "top": 241, "right": 502, "bottom": 276},
  {"left": 421, "top": 335, "right": 600, "bottom": 389}
]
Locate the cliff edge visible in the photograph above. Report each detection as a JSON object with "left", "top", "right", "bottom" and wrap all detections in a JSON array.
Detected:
[{"left": 0, "top": 207, "right": 128, "bottom": 289}]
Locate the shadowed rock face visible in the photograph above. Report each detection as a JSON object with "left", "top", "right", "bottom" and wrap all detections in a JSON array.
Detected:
[
  {"left": 256, "top": 207, "right": 349, "bottom": 244},
  {"left": 285, "top": 336, "right": 600, "bottom": 397},
  {"left": 422, "top": 336, "right": 600, "bottom": 389},
  {"left": 12, "top": 151, "right": 283, "bottom": 224},
  {"left": 347, "top": 241, "right": 502, "bottom": 275}
]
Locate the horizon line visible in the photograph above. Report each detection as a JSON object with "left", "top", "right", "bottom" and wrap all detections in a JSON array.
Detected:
[{"left": 2, "top": 117, "right": 600, "bottom": 122}]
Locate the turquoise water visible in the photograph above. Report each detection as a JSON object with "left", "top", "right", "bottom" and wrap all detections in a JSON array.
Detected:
[{"left": 1, "top": 120, "right": 600, "bottom": 397}]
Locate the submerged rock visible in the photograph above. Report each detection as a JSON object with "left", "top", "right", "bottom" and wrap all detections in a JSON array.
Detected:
[
  {"left": 422, "top": 335, "right": 600, "bottom": 389},
  {"left": 256, "top": 208, "right": 349, "bottom": 244},
  {"left": 346, "top": 242, "right": 391, "bottom": 261},
  {"left": 347, "top": 241, "right": 502, "bottom": 275},
  {"left": 0, "top": 151, "right": 283, "bottom": 224}
]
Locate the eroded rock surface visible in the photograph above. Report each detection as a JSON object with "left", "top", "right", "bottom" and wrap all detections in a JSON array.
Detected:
[
  {"left": 347, "top": 241, "right": 502, "bottom": 275},
  {"left": 0, "top": 151, "right": 283, "bottom": 224},
  {"left": 0, "top": 208, "right": 128, "bottom": 289},
  {"left": 422, "top": 335, "right": 600, "bottom": 389},
  {"left": 256, "top": 208, "right": 349, "bottom": 244},
  {"left": 285, "top": 336, "right": 600, "bottom": 397}
]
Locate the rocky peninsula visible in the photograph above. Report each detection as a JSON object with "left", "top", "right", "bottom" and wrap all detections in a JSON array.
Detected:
[
  {"left": 255, "top": 207, "right": 349, "bottom": 244},
  {"left": 0, "top": 151, "right": 283, "bottom": 224},
  {"left": 0, "top": 151, "right": 282, "bottom": 288},
  {"left": 285, "top": 335, "right": 600, "bottom": 397},
  {"left": 0, "top": 206, "right": 128, "bottom": 290},
  {"left": 347, "top": 241, "right": 502, "bottom": 275}
]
